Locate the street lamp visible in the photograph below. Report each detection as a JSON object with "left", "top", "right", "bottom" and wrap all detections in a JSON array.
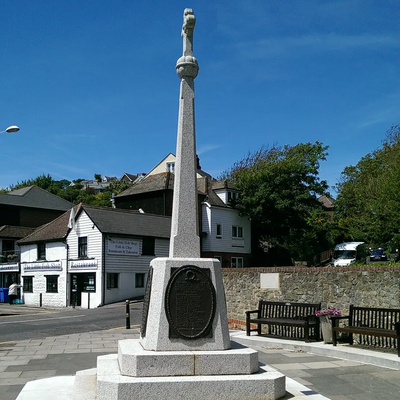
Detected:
[{"left": 0, "top": 125, "right": 20, "bottom": 134}]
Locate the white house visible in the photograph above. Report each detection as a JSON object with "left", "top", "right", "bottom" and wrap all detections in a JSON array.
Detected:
[
  {"left": 18, "top": 204, "right": 171, "bottom": 308},
  {"left": 200, "top": 180, "right": 251, "bottom": 268},
  {"left": 115, "top": 171, "right": 252, "bottom": 267}
]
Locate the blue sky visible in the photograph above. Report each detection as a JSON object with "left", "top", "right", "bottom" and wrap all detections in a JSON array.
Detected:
[{"left": 1, "top": 1, "right": 399, "bottom": 196}]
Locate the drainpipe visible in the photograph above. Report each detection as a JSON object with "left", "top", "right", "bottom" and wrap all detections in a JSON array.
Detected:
[
  {"left": 101, "top": 234, "right": 106, "bottom": 306},
  {"left": 64, "top": 241, "right": 69, "bottom": 307}
]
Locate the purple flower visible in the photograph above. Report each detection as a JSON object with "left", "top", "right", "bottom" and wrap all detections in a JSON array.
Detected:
[{"left": 315, "top": 307, "right": 341, "bottom": 317}]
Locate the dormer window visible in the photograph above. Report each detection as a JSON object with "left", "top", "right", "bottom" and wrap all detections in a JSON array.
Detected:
[
  {"left": 227, "top": 191, "right": 239, "bottom": 203},
  {"left": 166, "top": 162, "right": 175, "bottom": 173}
]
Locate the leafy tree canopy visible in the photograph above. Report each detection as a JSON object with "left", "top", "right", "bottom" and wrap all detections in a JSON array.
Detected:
[
  {"left": 335, "top": 124, "right": 400, "bottom": 252},
  {"left": 220, "top": 142, "right": 332, "bottom": 263}
]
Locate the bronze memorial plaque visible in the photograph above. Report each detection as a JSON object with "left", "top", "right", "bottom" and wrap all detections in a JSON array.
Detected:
[
  {"left": 165, "top": 265, "right": 216, "bottom": 339},
  {"left": 140, "top": 266, "right": 153, "bottom": 338}
]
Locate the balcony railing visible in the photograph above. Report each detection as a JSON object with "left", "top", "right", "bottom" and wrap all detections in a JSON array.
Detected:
[{"left": 0, "top": 250, "right": 21, "bottom": 264}]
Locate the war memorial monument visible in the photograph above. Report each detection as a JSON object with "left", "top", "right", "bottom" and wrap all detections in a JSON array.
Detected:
[{"left": 17, "top": 9, "right": 286, "bottom": 400}]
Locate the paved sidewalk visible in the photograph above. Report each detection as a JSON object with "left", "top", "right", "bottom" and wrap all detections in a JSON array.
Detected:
[{"left": 1, "top": 328, "right": 400, "bottom": 400}]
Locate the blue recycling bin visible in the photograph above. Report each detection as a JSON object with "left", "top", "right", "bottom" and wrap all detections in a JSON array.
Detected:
[{"left": 0, "top": 288, "right": 9, "bottom": 303}]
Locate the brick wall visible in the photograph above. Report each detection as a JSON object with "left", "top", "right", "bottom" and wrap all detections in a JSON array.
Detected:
[{"left": 222, "top": 266, "right": 400, "bottom": 329}]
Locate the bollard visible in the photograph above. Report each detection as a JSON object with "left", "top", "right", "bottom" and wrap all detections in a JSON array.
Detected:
[
  {"left": 126, "top": 300, "right": 130, "bottom": 329},
  {"left": 39, "top": 293, "right": 42, "bottom": 307}
]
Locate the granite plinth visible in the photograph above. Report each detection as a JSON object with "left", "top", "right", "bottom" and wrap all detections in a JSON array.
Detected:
[
  {"left": 141, "top": 257, "right": 231, "bottom": 352},
  {"left": 117, "top": 339, "right": 259, "bottom": 377},
  {"left": 96, "top": 352, "right": 286, "bottom": 400}
]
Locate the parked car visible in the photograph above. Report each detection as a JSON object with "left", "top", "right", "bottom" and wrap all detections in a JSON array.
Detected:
[{"left": 368, "top": 248, "right": 388, "bottom": 262}]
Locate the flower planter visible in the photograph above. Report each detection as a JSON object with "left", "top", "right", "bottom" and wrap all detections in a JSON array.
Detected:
[{"left": 319, "top": 315, "right": 333, "bottom": 344}]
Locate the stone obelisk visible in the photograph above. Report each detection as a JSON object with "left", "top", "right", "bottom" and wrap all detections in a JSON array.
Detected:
[
  {"left": 140, "top": 8, "right": 231, "bottom": 352},
  {"left": 170, "top": 8, "right": 200, "bottom": 259}
]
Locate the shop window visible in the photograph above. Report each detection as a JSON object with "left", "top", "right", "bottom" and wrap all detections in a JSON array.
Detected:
[
  {"left": 107, "top": 273, "right": 119, "bottom": 289},
  {"left": 232, "top": 226, "right": 243, "bottom": 238},
  {"left": 231, "top": 257, "right": 243, "bottom": 268},
  {"left": 23, "top": 276, "right": 33, "bottom": 292},
  {"left": 135, "top": 273, "right": 145, "bottom": 288},
  {"left": 46, "top": 275, "right": 58, "bottom": 293},
  {"left": 37, "top": 243, "right": 46, "bottom": 260},
  {"left": 83, "top": 273, "right": 96, "bottom": 292},
  {"left": 78, "top": 237, "right": 88, "bottom": 258},
  {"left": 142, "top": 237, "right": 155, "bottom": 256}
]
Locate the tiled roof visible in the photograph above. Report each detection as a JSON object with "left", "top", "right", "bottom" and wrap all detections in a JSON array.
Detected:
[
  {"left": 116, "top": 173, "right": 234, "bottom": 209},
  {"left": 116, "top": 173, "right": 174, "bottom": 197},
  {"left": 18, "top": 204, "right": 172, "bottom": 244},
  {"left": 0, "top": 225, "right": 36, "bottom": 239},
  {"left": 17, "top": 211, "right": 72, "bottom": 244},
  {"left": 0, "top": 186, "right": 73, "bottom": 211},
  {"left": 83, "top": 205, "right": 171, "bottom": 238}
]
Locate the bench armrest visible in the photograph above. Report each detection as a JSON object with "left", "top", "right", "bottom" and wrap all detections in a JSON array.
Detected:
[
  {"left": 330, "top": 315, "right": 350, "bottom": 328},
  {"left": 245, "top": 310, "right": 259, "bottom": 317}
]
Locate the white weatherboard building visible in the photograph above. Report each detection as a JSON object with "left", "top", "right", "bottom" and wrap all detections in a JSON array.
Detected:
[{"left": 18, "top": 204, "right": 171, "bottom": 308}]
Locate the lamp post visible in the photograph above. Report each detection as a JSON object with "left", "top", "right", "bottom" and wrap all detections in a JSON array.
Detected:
[{"left": 0, "top": 125, "right": 20, "bottom": 134}]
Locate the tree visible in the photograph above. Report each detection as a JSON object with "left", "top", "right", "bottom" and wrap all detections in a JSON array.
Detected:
[
  {"left": 221, "top": 142, "right": 332, "bottom": 264},
  {"left": 335, "top": 124, "right": 400, "bottom": 252}
]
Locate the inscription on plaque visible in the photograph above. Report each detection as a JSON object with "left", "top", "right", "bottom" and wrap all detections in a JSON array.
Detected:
[
  {"left": 165, "top": 265, "right": 216, "bottom": 339},
  {"left": 140, "top": 267, "right": 153, "bottom": 338}
]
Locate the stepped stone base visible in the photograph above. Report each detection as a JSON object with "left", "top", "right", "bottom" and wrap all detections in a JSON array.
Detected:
[
  {"left": 96, "top": 352, "right": 285, "bottom": 400},
  {"left": 118, "top": 339, "right": 259, "bottom": 377}
]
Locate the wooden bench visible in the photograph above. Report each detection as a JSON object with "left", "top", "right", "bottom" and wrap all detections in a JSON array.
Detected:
[
  {"left": 245, "top": 300, "right": 321, "bottom": 342},
  {"left": 331, "top": 305, "right": 400, "bottom": 356}
]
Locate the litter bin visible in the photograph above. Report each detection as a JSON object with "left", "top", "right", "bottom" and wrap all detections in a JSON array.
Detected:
[{"left": 0, "top": 288, "right": 9, "bottom": 303}]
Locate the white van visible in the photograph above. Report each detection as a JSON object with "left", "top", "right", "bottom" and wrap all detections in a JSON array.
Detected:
[{"left": 332, "top": 242, "right": 366, "bottom": 266}]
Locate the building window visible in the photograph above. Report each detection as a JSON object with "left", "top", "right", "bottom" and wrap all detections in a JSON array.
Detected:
[
  {"left": 23, "top": 276, "right": 33, "bottom": 293},
  {"left": 232, "top": 226, "right": 243, "bottom": 238},
  {"left": 37, "top": 243, "right": 46, "bottom": 260},
  {"left": 216, "top": 224, "right": 222, "bottom": 238},
  {"left": 228, "top": 191, "right": 239, "bottom": 203},
  {"left": 107, "top": 273, "right": 119, "bottom": 289},
  {"left": 78, "top": 237, "right": 88, "bottom": 258},
  {"left": 83, "top": 274, "right": 96, "bottom": 292},
  {"left": 136, "top": 273, "right": 145, "bottom": 288},
  {"left": 142, "top": 237, "right": 155, "bottom": 256},
  {"left": 231, "top": 257, "right": 243, "bottom": 268},
  {"left": 166, "top": 162, "right": 175, "bottom": 173},
  {"left": 46, "top": 276, "right": 58, "bottom": 293}
]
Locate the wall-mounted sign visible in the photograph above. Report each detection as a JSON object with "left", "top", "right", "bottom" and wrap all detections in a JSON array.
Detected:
[
  {"left": 23, "top": 262, "right": 62, "bottom": 271},
  {"left": 69, "top": 260, "right": 98, "bottom": 270},
  {"left": 107, "top": 238, "right": 139, "bottom": 255},
  {"left": 0, "top": 265, "right": 19, "bottom": 272}
]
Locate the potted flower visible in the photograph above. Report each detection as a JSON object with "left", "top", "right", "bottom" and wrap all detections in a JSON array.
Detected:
[{"left": 315, "top": 307, "right": 341, "bottom": 343}]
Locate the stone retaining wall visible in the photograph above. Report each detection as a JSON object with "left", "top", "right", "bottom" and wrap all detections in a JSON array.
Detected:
[{"left": 222, "top": 266, "right": 400, "bottom": 329}]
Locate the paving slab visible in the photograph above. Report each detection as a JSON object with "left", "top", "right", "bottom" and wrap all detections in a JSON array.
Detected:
[{"left": 1, "top": 329, "right": 400, "bottom": 400}]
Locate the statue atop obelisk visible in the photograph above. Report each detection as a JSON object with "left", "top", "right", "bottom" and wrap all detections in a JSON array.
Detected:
[{"left": 170, "top": 8, "right": 200, "bottom": 258}]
